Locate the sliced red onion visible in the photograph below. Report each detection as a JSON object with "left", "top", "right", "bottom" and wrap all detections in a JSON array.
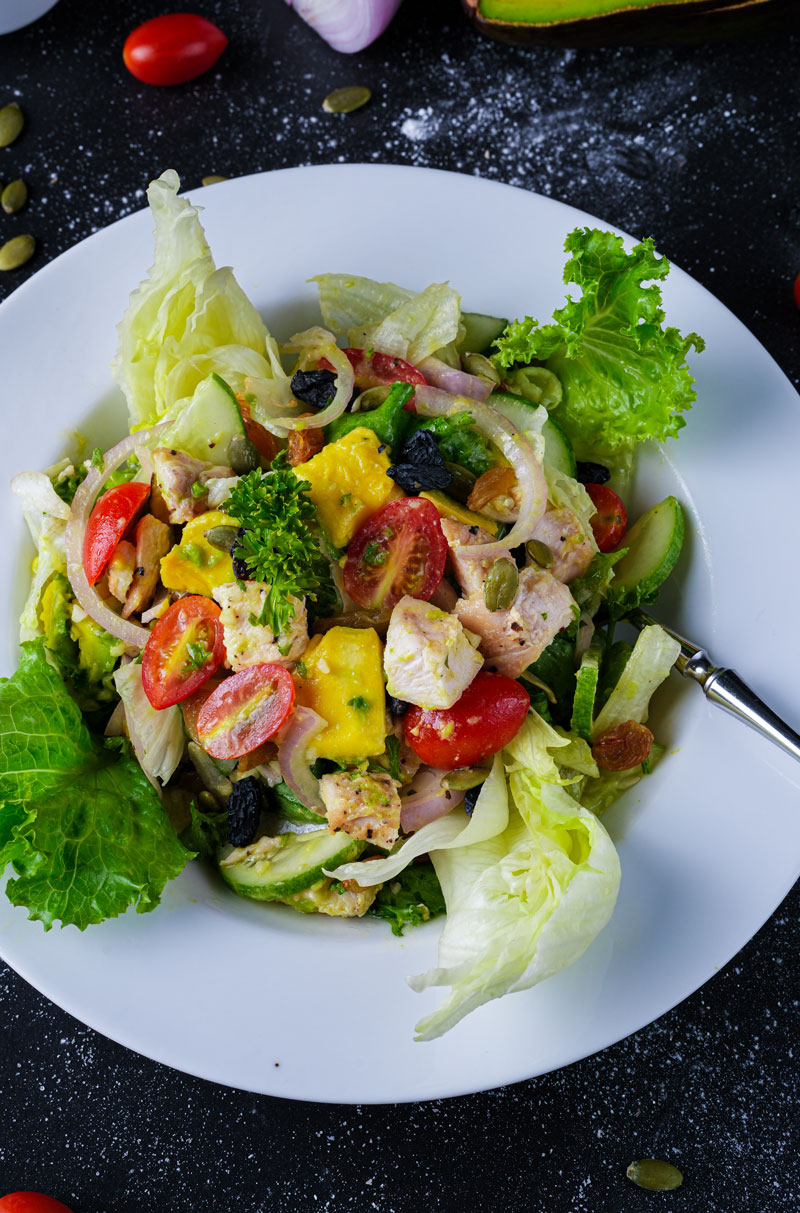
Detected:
[
  {"left": 247, "top": 327, "right": 355, "bottom": 432},
  {"left": 286, "top": 0, "right": 404, "bottom": 53},
  {"left": 400, "top": 768, "right": 465, "bottom": 834},
  {"left": 417, "top": 356, "right": 493, "bottom": 402},
  {"left": 414, "top": 386, "right": 548, "bottom": 558},
  {"left": 65, "top": 424, "right": 167, "bottom": 650},
  {"left": 278, "top": 706, "right": 328, "bottom": 812}
]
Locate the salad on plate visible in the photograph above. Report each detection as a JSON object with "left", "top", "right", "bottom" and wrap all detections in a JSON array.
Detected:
[{"left": 0, "top": 171, "right": 702, "bottom": 1040}]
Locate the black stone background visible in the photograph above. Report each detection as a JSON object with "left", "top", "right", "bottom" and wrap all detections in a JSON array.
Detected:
[{"left": 1, "top": 2, "right": 799, "bottom": 1210}]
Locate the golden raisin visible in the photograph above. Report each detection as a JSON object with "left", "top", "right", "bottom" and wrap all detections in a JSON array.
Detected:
[
  {"left": 467, "top": 465, "right": 516, "bottom": 512},
  {"left": 592, "top": 720, "right": 654, "bottom": 771},
  {"left": 287, "top": 418, "right": 325, "bottom": 466}
]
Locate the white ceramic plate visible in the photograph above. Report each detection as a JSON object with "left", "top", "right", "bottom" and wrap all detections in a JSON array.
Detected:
[{"left": 1, "top": 165, "right": 799, "bottom": 1104}]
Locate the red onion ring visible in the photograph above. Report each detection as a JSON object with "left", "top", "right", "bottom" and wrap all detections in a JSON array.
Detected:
[
  {"left": 400, "top": 767, "right": 465, "bottom": 834},
  {"left": 248, "top": 327, "right": 355, "bottom": 432},
  {"left": 278, "top": 706, "right": 328, "bottom": 812},
  {"left": 417, "top": 356, "right": 493, "bottom": 402},
  {"left": 65, "top": 423, "right": 168, "bottom": 650}
]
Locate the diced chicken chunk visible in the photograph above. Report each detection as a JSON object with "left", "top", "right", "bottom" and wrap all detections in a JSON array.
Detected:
[
  {"left": 439, "top": 517, "right": 510, "bottom": 598},
  {"left": 282, "top": 877, "right": 379, "bottom": 918},
  {"left": 531, "top": 507, "right": 595, "bottom": 584},
  {"left": 152, "top": 448, "right": 236, "bottom": 524},
  {"left": 122, "top": 514, "right": 172, "bottom": 619},
  {"left": 319, "top": 771, "right": 402, "bottom": 851},
  {"left": 384, "top": 595, "right": 483, "bottom": 710},
  {"left": 107, "top": 540, "right": 136, "bottom": 603},
  {"left": 212, "top": 580, "right": 308, "bottom": 671},
  {"left": 455, "top": 565, "right": 577, "bottom": 679}
]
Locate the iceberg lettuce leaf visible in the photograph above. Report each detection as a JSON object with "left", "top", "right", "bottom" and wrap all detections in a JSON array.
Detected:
[
  {"left": 313, "top": 273, "right": 461, "bottom": 364},
  {"left": 591, "top": 624, "right": 680, "bottom": 737}
]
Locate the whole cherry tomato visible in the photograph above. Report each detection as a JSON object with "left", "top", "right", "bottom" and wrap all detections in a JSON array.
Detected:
[
  {"left": 197, "top": 664, "right": 296, "bottom": 759},
  {"left": 343, "top": 497, "right": 447, "bottom": 612},
  {"left": 404, "top": 672, "right": 530, "bottom": 769},
  {"left": 0, "top": 1195, "right": 74, "bottom": 1213},
  {"left": 82, "top": 481, "right": 150, "bottom": 586},
  {"left": 142, "top": 597, "right": 225, "bottom": 710},
  {"left": 584, "top": 483, "right": 627, "bottom": 552},
  {"left": 123, "top": 14, "right": 227, "bottom": 87}
]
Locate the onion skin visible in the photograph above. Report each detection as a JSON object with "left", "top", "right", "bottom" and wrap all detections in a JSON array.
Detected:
[
  {"left": 278, "top": 706, "right": 328, "bottom": 811},
  {"left": 286, "top": 0, "right": 404, "bottom": 52},
  {"left": 417, "top": 356, "right": 493, "bottom": 402},
  {"left": 400, "top": 767, "right": 465, "bottom": 833}
]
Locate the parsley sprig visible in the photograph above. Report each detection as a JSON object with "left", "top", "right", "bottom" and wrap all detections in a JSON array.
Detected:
[{"left": 225, "top": 451, "right": 336, "bottom": 636}]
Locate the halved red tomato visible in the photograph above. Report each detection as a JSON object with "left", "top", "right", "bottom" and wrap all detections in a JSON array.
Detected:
[
  {"left": 142, "top": 597, "right": 225, "bottom": 710},
  {"left": 197, "top": 664, "right": 295, "bottom": 759},
  {"left": 404, "top": 672, "right": 530, "bottom": 769},
  {"left": 83, "top": 481, "right": 150, "bottom": 586},
  {"left": 585, "top": 483, "right": 627, "bottom": 552},
  {"left": 319, "top": 349, "right": 426, "bottom": 410},
  {"left": 343, "top": 497, "right": 447, "bottom": 611}
]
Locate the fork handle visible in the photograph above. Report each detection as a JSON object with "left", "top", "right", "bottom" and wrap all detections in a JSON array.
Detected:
[{"left": 682, "top": 650, "right": 800, "bottom": 763}]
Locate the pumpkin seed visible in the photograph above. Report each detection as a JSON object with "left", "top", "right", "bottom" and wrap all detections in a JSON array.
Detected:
[
  {"left": 526, "top": 538, "right": 554, "bottom": 568},
  {"left": 0, "top": 102, "right": 24, "bottom": 148},
  {"left": 626, "top": 1160, "right": 683, "bottom": 1191},
  {"left": 229, "top": 433, "right": 261, "bottom": 475},
  {"left": 443, "top": 461, "right": 476, "bottom": 504},
  {"left": 205, "top": 525, "right": 240, "bottom": 553},
  {"left": 484, "top": 557, "right": 519, "bottom": 612},
  {"left": 323, "top": 85, "right": 371, "bottom": 115},
  {"left": 202, "top": 174, "right": 227, "bottom": 186},
  {"left": 1, "top": 178, "right": 27, "bottom": 214},
  {"left": 462, "top": 352, "right": 500, "bottom": 384},
  {"left": 0, "top": 233, "right": 35, "bottom": 271}
]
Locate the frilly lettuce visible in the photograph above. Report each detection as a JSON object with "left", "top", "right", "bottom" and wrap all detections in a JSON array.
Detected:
[
  {"left": 312, "top": 273, "right": 461, "bottom": 364},
  {"left": 409, "top": 713, "right": 620, "bottom": 1041},
  {"left": 113, "top": 662, "right": 185, "bottom": 786},
  {"left": 113, "top": 170, "right": 283, "bottom": 426},
  {"left": 493, "top": 228, "right": 704, "bottom": 456}
]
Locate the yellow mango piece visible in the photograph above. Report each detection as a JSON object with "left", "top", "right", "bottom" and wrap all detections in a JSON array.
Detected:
[
  {"left": 297, "top": 427, "right": 401, "bottom": 549},
  {"left": 296, "top": 626, "right": 386, "bottom": 761},
  {"left": 160, "top": 510, "right": 236, "bottom": 597}
]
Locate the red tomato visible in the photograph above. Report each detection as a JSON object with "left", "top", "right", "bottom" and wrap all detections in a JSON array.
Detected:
[
  {"left": 343, "top": 497, "right": 447, "bottom": 612},
  {"left": 0, "top": 1196, "right": 74, "bottom": 1213},
  {"left": 404, "top": 672, "right": 530, "bottom": 770},
  {"left": 123, "top": 14, "right": 227, "bottom": 86},
  {"left": 238, "top": 399, "right": 279, "bottom": 463},
  {"left": 794, "top": 270, "right": 800, "bottom": 310},
  {"left": 584, "top": 483, "right": 627, "bottom": 552},
  {"left": 142, "top": 597, "right": 225, "bottom": 710},
  {"left": 318, "top": 349, "right": 426, "bottom": 411},
  {"left": 197, "top": 664, "right": 295, "bottom": 759},
  {"left": 179, "top": 674, "right": 225, "bottom": 743},
  {"left": 83, "top": 481, "right": 150, "bottom": 586}
]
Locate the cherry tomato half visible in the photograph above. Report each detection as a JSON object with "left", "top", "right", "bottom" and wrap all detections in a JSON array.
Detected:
[
  {"left": 0, "top": 1195, "right": 74, "bottom": 1213},
  {"left": 238, "top": 398, "right": 279, "bottom": 463},
  {"left": 197, "top": 664, "right": 296, "bottom": 759},
  {"left": 344, "top": 497, "right": 447, "bottom": 612},
  {"left": 123, "top": 14, "right": 227, "bottom": 87},
  {"left": 584, "top": 483, "right": 627, "bottom": 553},
  {"left": 142, "top": 597, "right": 225, "bottom": 710},
  {"left": 83, "top": 481, "right": 150, "bottom": 586},
  {"left": 404, "top": 672, "right": 530, "bottom": 770}
]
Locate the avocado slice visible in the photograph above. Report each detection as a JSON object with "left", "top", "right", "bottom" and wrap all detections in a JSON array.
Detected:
[{"left": 462, "top": 0, "right": 795, "bottom": 46}]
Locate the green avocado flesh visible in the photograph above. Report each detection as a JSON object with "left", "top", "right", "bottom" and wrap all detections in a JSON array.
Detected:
[{"left": 482, "top": 0, "right": 735, "bottom": 20}]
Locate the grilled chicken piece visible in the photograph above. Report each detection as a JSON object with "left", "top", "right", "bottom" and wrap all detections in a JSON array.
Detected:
[
  {"left": 281, "top": 877, "right": 379, "bottom": 918},
  {"left": 212, "top": 580, "right": 308, "bottom": 671},
  {"left": 319, "top": 771, "right": 402, "bottom": 851},
  {"left": 384, "top": 595, "right": 482, "bottom": 710},
  {"left": 531, "top": 507, "right": 595, "bottom": 584},
  {"left": 122, "top": 515, "right": 172, "bottom": 619},
  {"left": 152, "top": 448, "right": 236, "bottom": 524},
  {"left": 439, "top": 517, "right": 509, "bottom": 598},
  {"left": 106, "top": 540, "right": 137, "bottom": 603}
]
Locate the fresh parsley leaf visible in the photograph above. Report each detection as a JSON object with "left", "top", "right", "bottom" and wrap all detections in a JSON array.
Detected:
[
  {"left": 90, "top": 447, "right": 104, "bottom": 470},
  {"left": 183, "top": 641, "right": 211, "bottom": 672},
  {"left": 347, "top": 696, "right": 370, "bottom": 712},
  {"left": 369, "top": 864, "right": 446, "bottom": 936},
  {"left": 52, "top": 465, "right": 88, "bottom": 505},
  {"left": 363, "top": 541, "right": 387, "bottom": 567}
]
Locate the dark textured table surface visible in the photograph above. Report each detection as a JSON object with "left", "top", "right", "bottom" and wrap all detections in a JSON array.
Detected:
[{"left": 1, "top": 2, "right": 799, "bottom": 1211}]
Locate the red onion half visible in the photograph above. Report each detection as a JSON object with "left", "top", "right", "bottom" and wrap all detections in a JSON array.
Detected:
[
  {"left": 278, "top": 706, "right": 328, "bottom": 812},
  {"left": 417, "top": 356, "right": 493, "bottom": 402},
  {"left": 400, "top": 768, "right": 465, "bottom": 834},
  {"left": 286, "top": 0, "right": 404, "bottom": 53}
]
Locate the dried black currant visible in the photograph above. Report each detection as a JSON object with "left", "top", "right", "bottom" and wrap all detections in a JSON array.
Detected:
[
  {"left": 227, "top": 777, "right": 263, "bottom": 847},
  {"left": 387, "top": 463, "right": 453, "bottom": 493},
  {"left": 400, "top": 428, "right": 444, "bottom": 467},
  {"left": 463, "top": 786, "right": 481, "bottom": 816},
  {"left": 387, "top": 694, "right": 410, "bottom": 717},
  {"left": 291, "top": 369, "right": 337, "bottom": 409},
  {"left": 231, "top": 526, "right": 253, "bottom": 581},
  {"left": 576, "top": 460, "right": 610, "bottom": 485}
]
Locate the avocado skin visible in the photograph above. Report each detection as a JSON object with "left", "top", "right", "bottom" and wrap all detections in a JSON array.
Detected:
[{"left": 462, "top": 0, "right": 798, "bottom": 46}]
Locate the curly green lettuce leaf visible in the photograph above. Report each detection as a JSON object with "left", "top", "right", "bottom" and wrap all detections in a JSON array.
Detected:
[
  {"left": 0, "top": 642, "right": 190, "bottom": 930},
  {"left": 493, "top": 228, "right": 704, "bottom": 455},
  {"left": 410, "top": 713, "right": 620, "bottom": 1041}
]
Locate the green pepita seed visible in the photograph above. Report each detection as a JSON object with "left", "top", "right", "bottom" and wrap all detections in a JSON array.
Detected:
[
  {"left": 202, "top": 174, "right": 227, "bottom": 186},
  {"left": 442, "top": 767, "right": 491, "bottom": 792},
  {"left": 462, "top": 352, "right": 500, "bottom": 384},
  {"left": 1, "top": 178, "right": 27, "bottom": 214},
  {"left": 484, "top": 557, "right": 519, "bottom": 612},
  {"left": 0, "top": 233, "right": 35, "bottom": 271},
  {"left": 526, "top": 538, "right": 554, "bottom": 568},
  {"left": 0, "top": 102, "right": 24, "bottom": 148},
  {"left": 626, "top": 1160, "right": 683, "bottom": 1192},
  {"left": 229, "top": 433, "right": 262, "bottom": 475},
  {"left": 443, "top": 461, "right": 476, "bottom": 504},
  {"left": 322, "top": 85, "right": 371, "bottom": 115},
  {"left": 205, "top": 525, "right": 240, "bottom": 553}
]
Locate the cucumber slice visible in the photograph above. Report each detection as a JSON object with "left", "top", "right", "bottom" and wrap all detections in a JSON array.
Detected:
[
  {"left": 570, "top": 645, "right": 601, "bottom": 740},
  {"left": 457, "top": 311, "right": 508, "bottom": 356},
  {"left": 270, "top": 779, "right": 327, "bottom": 826},
  {"left": 542, "top": 415, "right": 577, "bottom": 478},
  {"left": 158, "top": 373, "right": 246, "bottom": 465},
  {"left": 218, "top": 829, "right": 365, "bottom": 902},
  {"left": 610, "top": 496, "right": 685, "bottom": 611}
]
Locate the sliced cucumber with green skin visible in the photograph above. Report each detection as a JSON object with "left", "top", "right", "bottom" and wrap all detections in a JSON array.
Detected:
[
  {"left": 218, "top": 829, "right": 365, "bottom": 902},
  {"left": 542, "top": 414, "right": 577, "bottom": 478},
  {"left": 570, "top": 645, "right": 601, "bottom": 741},
  {"left": 157, "top": 372, "right": 246, "bottom": 464},
  {"left": 457, "top": 311, "right": 508, "bottom": 356},
  {"left": 270, "top": 779, "right": 327, "bottom": 826},
  {"left": 609, "top": 496, "right": 685, "bottom": 612},
  {"left": 487, "top": 389, "right": 576, "bottom": 477}
]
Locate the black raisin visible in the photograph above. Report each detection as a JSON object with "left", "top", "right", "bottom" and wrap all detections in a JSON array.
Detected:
[
  {"left": 291, "top": 369, "right": 337, "bottom": 410},
  {"left": 387, "top": 694, "right": 410, "bottom": 717},
  {"left": 463, "top": 786, "right": 481, "bottom": 816},
  {"left": 387, "top": 462, "right": 453, "bottom": 493},
  {"left": 228, "top": 777, "right": 263, "bottom": 847},
  {"left": 576, "top": 460, "right": 610, "bottom": 485},
  {"left": 231, "top": 525, "right": 253, "bottom": 581},
  {"left": 400, "top": 428, "right": 444, "bottom": 467}
]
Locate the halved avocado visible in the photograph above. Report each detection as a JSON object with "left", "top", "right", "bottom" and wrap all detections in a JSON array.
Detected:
[{"left": 461, "top": 0, "right": 796, "bottom": 46}]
